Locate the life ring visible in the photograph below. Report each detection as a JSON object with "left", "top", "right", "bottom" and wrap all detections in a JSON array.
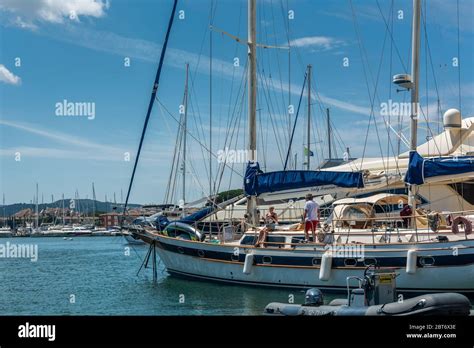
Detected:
[{"left": 451, "top": 216, "right": 472, "bottom": 235}]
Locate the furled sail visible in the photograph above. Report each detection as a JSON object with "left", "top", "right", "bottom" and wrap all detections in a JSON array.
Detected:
[
  {"left": 244, "top": 162, "right": 365, "bottom": 196},
  {"left": 404, "top": 151, "right": 474, "bottom": 185}
]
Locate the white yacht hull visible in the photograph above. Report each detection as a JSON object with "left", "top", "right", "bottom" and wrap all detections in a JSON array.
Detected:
[{"left": 152, "top": 234, "right": 474, "bottom": 293}]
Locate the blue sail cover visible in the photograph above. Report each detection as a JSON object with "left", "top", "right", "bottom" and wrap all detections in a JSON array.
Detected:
[
  {"left": 405, "top": 151, "right": 474, "bottom": 185},
  {"left": 244, "top": 162, "right": 364, "bottom": 196},
  {"left": 178, "top": 206, "right": 214, "bottom": 224}
]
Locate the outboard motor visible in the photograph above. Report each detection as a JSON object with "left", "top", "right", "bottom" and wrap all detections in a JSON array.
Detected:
[
  {"left": 363, "top": 267, "right": 397, "bottom": 306},
  {"left": 304, "top": 288, "right": 324, "bottom": 306}
]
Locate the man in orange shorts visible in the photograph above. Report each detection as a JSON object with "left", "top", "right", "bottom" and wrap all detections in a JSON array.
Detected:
[{"left": 303, "top": 193, "right": 320, "bottom": 242}]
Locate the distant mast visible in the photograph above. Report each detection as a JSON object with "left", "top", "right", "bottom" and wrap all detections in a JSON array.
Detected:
[
  {"left": 92, "top": 183, "right": 96, "bottom": 225},
  {"left": 62, "top": 193, "right": 65, "bottom": 226},
  {"left": 35, "top": 183, "right": 39, "bottom": 228},
  {"left": 246, "top": 0, "right": 258, "bottom": 226},
  {"left": 2, "top": 193, "right": 5, "bottom": 226}
]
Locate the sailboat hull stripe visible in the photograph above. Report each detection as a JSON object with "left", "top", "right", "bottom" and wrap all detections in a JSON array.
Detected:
[{"left": 156, "top": 239, "right": 474, "bottom": 268}]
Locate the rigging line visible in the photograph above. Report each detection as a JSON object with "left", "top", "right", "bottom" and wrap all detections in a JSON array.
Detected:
[
  {"left": 421, "top": 3, "right": 448, "bottom": 156},
  {"left": 424, "top": 0, "right": 430, "bottom": 156},
  {"left": 186, "top": 0, "right": 218, "bottom": 156},
  {"left": 163, "top": 108, "right": 182, "bottom": 203},
  {"left": 351, "top": 0, "right": 394, "bottom": 173},
  {"left": 264, "top": 67, "right": 291, "bottom": 152},
  {"left": 155, "top": 96, "right": 244, "bottom": 178},
  {"left": 306, "top": 66, "right": 353, "bottom": 160},
  {"left": 282, "top": 20, "right": 351, "bottom": 160},
  {"left": 279, "top": 0, "right": 293, "bottom": 148},
  {"left": 215, "top": 62, "right": 248, "bottom": 180},
  {"left": 213, "top": 83, "right": 247, "bottom": 207},
  {"left": 457, "top": 0, "right": 462, "bottom": 115},
  {"left": 258, "top": 65, "right": 286, "bottom": 165},
  {"left": 187, "top": 158, "right": 207, "bottom": 197},
  {"left": 423, "top": 0, "right": 432, "bottom": 209},
  {"left": 188, "top": 73, "right": 209, "bottom": 151},
  {"left": 122, "top": 0, "right": 178, "bottom": 217},
  {"left": 262, "top": 2, "right": 287, "bottom": 126},
  {"left": 284, "top": 72, "right": 307, "bottom": 170},
  {"left": 188, "top": 82, "right": 210, "bottom": 181},
  {"left": 258, "top": 105, "right": 268, "bottom": 170},
  {"left": 388, "top": 0, "right": 394, "bottom": 171},
  {"left": 307, "top": 82, "right": 326, "bottom": 164},
  {"left": 170, "top": 125, "right": 183, "bottom": 205},
  {"left": 169, "top": 103, "right": 186, "bottom": 205},
  {"left": 381, "top": 0, "right": 404, "bottom": 173},
  {"left": 375, "top": 0, "right": 409, "bottom": 73},
  {"left": 312, "top": 90, "right": 348, "bottom": 161},
  {"left": 270, "top": 0, "right": 289, "bottom": 122},
  {"left": 310, "top": 103, "right": 321, "bottom": 167},
  {"left": 209, "top": 0, "right": 215, "bottom": 197},
  {"left": 214, "top": 76, "right": 246, "bottom": 192},
  {"left": 256, "top": 84, "right": 268, "bottom": 168},
  {"left": 213, "top": 98, "right": 245, "bottom": 204},
  {"left": 224, "top": 2, "right": 244, "bottom": 133}
]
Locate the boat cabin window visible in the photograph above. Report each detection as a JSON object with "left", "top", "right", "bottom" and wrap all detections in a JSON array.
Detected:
[
  {"left": 240, "top": 235, "right": 256, "bottom": 245},
  {"left": 450, "top": 182, "right": 474, "bottom": 205},
  {"left": 265, "top": 236, "right": 286, "bottom": 248},
  {"left": 291, "top": 236, "right": 306, "bottom": 244}
]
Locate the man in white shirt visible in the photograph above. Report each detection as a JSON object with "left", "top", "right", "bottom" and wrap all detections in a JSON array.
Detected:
[{"left": 303, "top": 193, "right": 320, "bottom": 242}]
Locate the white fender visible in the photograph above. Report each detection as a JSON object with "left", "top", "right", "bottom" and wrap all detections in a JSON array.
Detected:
[
  {"left": 406, "top": 249, "right": 418, "bottom": 274},
  {"left": 243, "top": 253, "right": 254, "bottom": 275},
  {"left": 319, "top": 252, "right": 332, "bottom": 281}
]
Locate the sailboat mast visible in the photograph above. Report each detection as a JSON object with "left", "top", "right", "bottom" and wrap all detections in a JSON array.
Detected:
[
  {"left": 62, "top": 193, "right": 65, "bottom": 226},
  {"left": 183, "top": 63, "right": 189, "bottom": 217},
  {"left": 306, "top": 64, "right": 312, "bottom": 170},
  {"left": 92, "top": 183, "right": 96, "bottom": 225},
  {"left": 327, "top": 108, "right": 332, "bottom": 160},
  {"left": 409, "top": 0, "right": 421, "bottom": 221},
  {"left": 246, "top": 0, "right": 258, "bottom": 226},
  {"left": 35, "top": 183, "right": 39, "bottom": 228},
  {"left": 2, "top": 193, "right": 5, "bottom": 227}
]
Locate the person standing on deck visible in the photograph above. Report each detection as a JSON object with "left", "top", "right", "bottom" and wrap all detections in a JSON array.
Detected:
[{"left": 303, "top": 193, "right": 319, "bottom": 242}]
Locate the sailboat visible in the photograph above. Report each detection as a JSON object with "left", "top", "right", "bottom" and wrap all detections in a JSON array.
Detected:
[{"left": 126, "top": 0, "right": 474, "bottom": 292}]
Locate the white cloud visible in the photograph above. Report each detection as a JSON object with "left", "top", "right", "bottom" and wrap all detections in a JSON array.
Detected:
[
  {"left": 0, "top": 0, "right": 109, "bottom": 29},
  {"left": 37, "top": 26, "right": 369, "bottom": 116},
  {"left": 289, "top": 36, "right": 344, "bottom": 50},
  {"left": 0, "top": 64, "right": 21, "bottom": 85},
  {"left": 0, "top": 119, "right": 174, "bottom": 163}
]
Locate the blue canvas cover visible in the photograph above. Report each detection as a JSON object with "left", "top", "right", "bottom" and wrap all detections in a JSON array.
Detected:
[
  {"left": 405, "top": 151, "right": 474, "bottom": 185},
  {"left": 244, "top": 162, "right": 364, "bottom": 196},
  {"left": 178, "top": 206, "right": 214, "bottom": 223}
]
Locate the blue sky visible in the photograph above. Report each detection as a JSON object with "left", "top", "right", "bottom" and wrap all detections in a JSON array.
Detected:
[{"left": 0, "top": 0, "right": 473, "bottom": 205}]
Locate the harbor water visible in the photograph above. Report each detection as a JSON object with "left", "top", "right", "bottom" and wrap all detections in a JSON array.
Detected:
[{"left": 0, "top": 237, "right": 472, "bottom": 315}]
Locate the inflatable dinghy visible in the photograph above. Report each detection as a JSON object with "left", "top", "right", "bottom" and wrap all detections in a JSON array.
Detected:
[
  {"left": 264, "top": 292, "right": 471, "bottom": 316},
  {"left": 264, "top": 267, "right": 471, "bottom": 316}
]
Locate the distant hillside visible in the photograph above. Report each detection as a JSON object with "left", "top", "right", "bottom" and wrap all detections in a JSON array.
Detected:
[{"left": 0, "top": 199, "right": 141, "bottom": 217}]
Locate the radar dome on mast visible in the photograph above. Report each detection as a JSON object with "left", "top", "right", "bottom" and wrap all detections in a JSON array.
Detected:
[
  {"left": 392, "top": 74, "right": 413, "bottom": 89},
  {"left": 443, "top": 108, "right": 462, "bottom": 129}
]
